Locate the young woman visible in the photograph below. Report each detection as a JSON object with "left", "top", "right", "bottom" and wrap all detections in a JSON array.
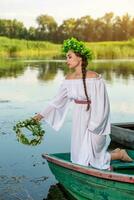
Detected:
[{"left": 34, "top": 38, "right": 133, "bottom": 170}]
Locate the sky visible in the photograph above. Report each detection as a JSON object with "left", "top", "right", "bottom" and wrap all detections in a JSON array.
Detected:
[{"left": 0, "top": 0, "right": 134, "bottom": 28}]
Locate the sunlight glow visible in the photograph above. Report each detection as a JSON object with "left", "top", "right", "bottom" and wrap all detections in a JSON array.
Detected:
[{"left": 0, "top": 0, "right": 133, "bottom": 27}]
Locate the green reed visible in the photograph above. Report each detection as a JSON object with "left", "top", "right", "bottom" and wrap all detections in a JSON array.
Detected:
[{"left": 0, "top": 36, "right": 134, "bottom": 59}]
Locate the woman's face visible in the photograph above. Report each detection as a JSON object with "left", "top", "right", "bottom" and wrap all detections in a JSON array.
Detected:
[{"left": 66, "top": 50, "right": 82, "bottom": 69}]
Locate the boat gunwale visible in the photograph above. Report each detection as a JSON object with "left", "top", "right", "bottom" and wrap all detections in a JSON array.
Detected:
[
  {"left": 43, "top": 153, "right": 134, "bottom": 184},
  {"left": 111, "top": 125, "right": 134, "bottom": 134},
  {"left": 112, "top": 123, "right": 134, "bottom": 132}
]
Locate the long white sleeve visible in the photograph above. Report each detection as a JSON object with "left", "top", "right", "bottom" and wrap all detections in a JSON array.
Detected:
[
  {"left": 40, "top": 82, "right": 71, "bottom": 131},
  {"left": 87, "top": 79, "right": 111, "bottom": 135}
]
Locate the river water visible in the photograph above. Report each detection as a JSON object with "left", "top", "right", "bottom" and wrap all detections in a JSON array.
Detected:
[{"left": 0, "top": 59, "right": 134, "bottom": 200}]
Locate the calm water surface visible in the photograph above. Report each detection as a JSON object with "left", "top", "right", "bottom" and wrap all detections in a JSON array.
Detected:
[{"left": 0, "top": 59, "right": 134, "bottom": 199}]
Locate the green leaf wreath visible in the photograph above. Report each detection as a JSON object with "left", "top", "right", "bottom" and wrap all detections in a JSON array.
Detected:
[
  {"left": 13, "top": 118, "right": 45, "bottom": 146},
  {"left": 62, "top": 37, "right": 93, "bottom": 60}
]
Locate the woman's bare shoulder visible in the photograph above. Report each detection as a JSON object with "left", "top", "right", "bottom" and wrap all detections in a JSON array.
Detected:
[
  {"left": 65, "top": 71, "right": 99, "bottom": 80},
  {"left": 86, "top": 71, "right": 99, "bottom": 78}
]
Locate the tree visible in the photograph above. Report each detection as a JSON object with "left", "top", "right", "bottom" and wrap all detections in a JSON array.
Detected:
[
  {"left": 120, "top": 13, "right": 131, "bottom": 40},
  {"left": 28, "top": 27, "right": 36, "bottom": 40},
  {"left": 57, "top": 18, "right": 77, "bottom": 42},
  {"left": 100, "top": 12, "right": 114, "bottom": 41},
  {"left": 130, "top": 17, "right": 134, "bottom": 38},
  {"left": 92, "top": 19, "right": 105, "bottom": 41},
  {"left": 0, "top": 19, "right": 27, "bottom": 39},
  {"left": 36, "top": 14, "right": 58, "bottom": 41},
  {"left": 74, "top": 16, "right": 94, "bottom": 41}
]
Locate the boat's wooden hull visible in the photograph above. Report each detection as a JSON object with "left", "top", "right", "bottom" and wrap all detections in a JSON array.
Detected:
[
  {"left": 48, "top": 162, "right": 134, "bottom": 200},
  {"left": 111, "top": 122, "right": 134, "bottom": 149},
  {"left": 43, "top": 152, "right": 134, "bottom": 200}
]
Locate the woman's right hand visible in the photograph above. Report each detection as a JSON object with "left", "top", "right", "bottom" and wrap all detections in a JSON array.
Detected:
[{"left": 33, "top": 114, "right": 43, "bottom": 122}]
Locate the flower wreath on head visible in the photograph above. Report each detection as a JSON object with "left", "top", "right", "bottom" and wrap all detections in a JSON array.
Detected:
[
  {"left": 62, "top": 37, "right": 93, "bottom": 60},
  {"left": 13, "top": 118, "right": 45, "bottom": 146}
]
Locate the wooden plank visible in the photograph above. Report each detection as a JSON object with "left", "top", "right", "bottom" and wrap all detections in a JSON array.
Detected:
[
  {"left": 112, "top": 122, "right": 134, "bottom": 130},
  {"left": 111, "top": 124, "right": 134, "bottom": 148}
]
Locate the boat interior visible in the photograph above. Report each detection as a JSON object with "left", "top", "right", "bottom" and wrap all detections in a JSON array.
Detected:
[{"left": 48, "top": 151, "right": 134, "bottom": 175}]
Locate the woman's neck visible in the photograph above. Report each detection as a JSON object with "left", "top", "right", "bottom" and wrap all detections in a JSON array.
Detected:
[{"left": 75, "top": 65, "right": 82, "bottom": 76}]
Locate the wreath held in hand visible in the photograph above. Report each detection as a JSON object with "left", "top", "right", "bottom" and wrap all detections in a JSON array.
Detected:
[{"left": 13, "top": 118, "right": 45, "bottom": 146}]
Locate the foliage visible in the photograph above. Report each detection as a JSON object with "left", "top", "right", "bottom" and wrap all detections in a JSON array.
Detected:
[
  {"left": 0, "top": 36, "right": 61, "bottom": 58},
  {"left": 0, "top": 13, "right": 134, "bottom": 42},
  {"left": 0, "top": 19, "right": 27, "bottom": 39},
  {"left": 13, "top": 118, "right": 45, "bottom": 146},
  {"left": 62, "top": 37, "right": 93, "bottom": 60},
  {"left": 36, "top": 14, "right": 58, "bottom": 41},
  {"left": 1, "top": 36, "right": 134, "bottom": 59}
]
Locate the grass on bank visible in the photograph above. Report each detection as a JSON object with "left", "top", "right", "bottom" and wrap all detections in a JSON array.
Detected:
[
  {"left": 87, "top": 40, "right": 134, "bottom": 59},
  {"left": 0, "top": 36, "right": 61, "bottom": 58},
  {"left": 0, "top": 36, "right": 134, "bottom": 59}
]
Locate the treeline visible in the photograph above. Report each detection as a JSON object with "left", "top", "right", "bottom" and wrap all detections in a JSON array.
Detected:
[{"left": 0, "top": 12, "right": 134, "bottom": 43}]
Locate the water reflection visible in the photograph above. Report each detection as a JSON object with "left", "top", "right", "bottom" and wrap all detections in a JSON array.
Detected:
[
  {"left": 44, "top": 184, "right": 74, "bottom": 200},
  {"left": 37, "top": 62, "right": 62, "bottom": 81},
  {"left": 0, "top": 59, "right": 134, "bottom": 81},
  {"left": 0, "top": 59, "right": 26, "bottom": 78},
  {"left": 0, "top": 174, "right": 48, "bottom": 200},
  {"left": 93, "top": 60, "right": 134, "bottom": 81}
]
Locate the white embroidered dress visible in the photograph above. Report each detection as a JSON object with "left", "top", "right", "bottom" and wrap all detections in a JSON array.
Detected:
[{"left": 40, "top": 75, "right": 111, "bottom": 170}]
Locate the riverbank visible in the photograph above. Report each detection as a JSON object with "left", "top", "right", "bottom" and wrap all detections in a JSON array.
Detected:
[
  {"left": 0, "top": 36, "right": 61, "bottom": 59},
  {"left": 0, "top": 36, "right": 134, "bottom": 59}
]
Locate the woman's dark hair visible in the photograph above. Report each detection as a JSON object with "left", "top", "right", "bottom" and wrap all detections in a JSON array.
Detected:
[{"left": 76, "top": 53, "right": 90, "bottom": 111}]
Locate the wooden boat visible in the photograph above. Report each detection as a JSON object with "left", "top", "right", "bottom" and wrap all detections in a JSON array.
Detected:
[
  {"left": 43, "top": 150, "right": 134, "bottom": 200},
  {"left": 111, "top": 122, "right": 134, "bottom": 149}
]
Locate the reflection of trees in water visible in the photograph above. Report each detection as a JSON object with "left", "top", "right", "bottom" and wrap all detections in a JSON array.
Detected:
[
  {"left": 37, "top": 60, "right": 134, "bottom": 82},
  {"left": 0, "top": 59, "right": 26, "bottom": 78},
  {"left": 0, "top": 59, "right": 134, "bottom": 81},
  {"left": 0, "top": 59, "right": 68, "bottom": 80},
  {"left": 37, "top": 62, "right": 57, "bottom": 81},
  {"left": 90, "top": 61, "right": 134, "bottom": 81},
  {"left": 37, "top": 61, "right": 68, "bottom": 81}
]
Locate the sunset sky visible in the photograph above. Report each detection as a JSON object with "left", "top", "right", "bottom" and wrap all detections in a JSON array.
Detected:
[{"left": 0, "top": 0, "right": 134, "bottom": 27}]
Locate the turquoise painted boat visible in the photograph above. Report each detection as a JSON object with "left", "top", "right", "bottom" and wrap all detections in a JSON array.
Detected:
[{"left": 43, "top": 150, "right": 134, "bottom": 200}]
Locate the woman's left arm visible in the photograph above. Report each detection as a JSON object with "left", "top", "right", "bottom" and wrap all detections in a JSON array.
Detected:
[
  {"left": 36, "top": 81, "right": 71, "bottom": 131},
  {"left": 88, "top": 79, "right": 111, "bottom": 135}
]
